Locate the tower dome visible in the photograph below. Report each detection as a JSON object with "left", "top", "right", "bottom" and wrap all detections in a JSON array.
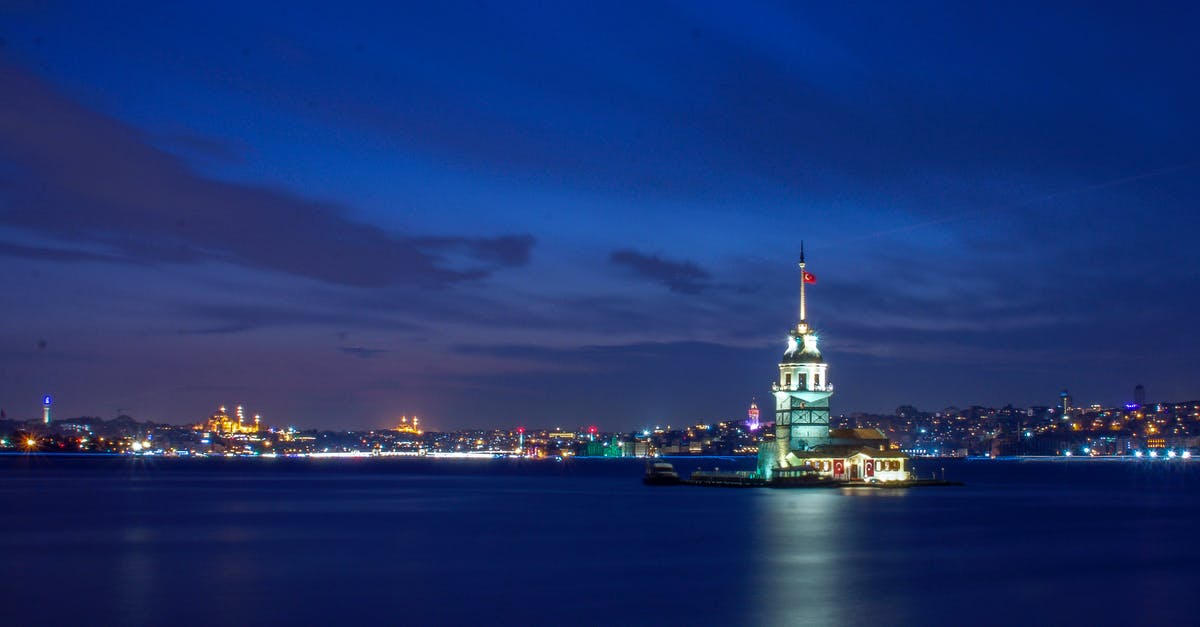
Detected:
[{"left": 782, "top": 333, "right": 823, "bottom": 364}]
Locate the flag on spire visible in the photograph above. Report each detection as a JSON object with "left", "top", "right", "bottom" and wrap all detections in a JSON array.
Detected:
[{"left": 803, "top": 271, "right": 816, "bottom": 284}]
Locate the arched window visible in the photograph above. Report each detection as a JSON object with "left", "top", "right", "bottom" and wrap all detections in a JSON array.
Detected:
[{"left": 784, "top": 372, "right": 792, "bottom": 387}]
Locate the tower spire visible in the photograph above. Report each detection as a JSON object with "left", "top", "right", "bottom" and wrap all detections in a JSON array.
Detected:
[{"left": 798, "top": 242, "right": 807, "bottom": 327}]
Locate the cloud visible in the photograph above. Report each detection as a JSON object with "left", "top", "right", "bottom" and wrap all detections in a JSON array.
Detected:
[
  {"left": 414, "top": 234, "right": 536, "bottom": 267},
  {"left": 444, "top": 340, "right": 777, "bottom": 424},
  {"left": 0, "top": 61, "right": 534, "bottom": 288},
  {"left": 0, "top": 240, "right": 132, "bottom": 265},
  {"left": 175, "top": 302, "right": 419, "bottom": 336},
  {"left": 609, "top": 249, "right": 712, "bottom": 294},
  {"left": 176, "top": 324, "right": 258, "bottom": 336},
  {"left": 339, "top": 346, "right": 387, "bottom": 359},
  {"left": 155, "top": 130, "right": 249, "bottom": 163},
  {"left": 157, "top": 2, "right": 1194, "bottom": 211}
]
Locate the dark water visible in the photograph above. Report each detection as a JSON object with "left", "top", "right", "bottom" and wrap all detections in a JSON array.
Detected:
[{"left": 1, "top": 455, "right": 1197, "bottom": 626}]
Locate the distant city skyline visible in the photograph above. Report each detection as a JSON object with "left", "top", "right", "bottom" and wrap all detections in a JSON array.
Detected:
[
  {"left": 2, "top": 2, "right": 1199, "bottom": 430},
  {"left": 0, "top": 385, "right": 1177, "bottom": 434}
]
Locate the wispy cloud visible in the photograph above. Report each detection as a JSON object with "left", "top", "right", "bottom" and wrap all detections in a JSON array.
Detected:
[
  {"left": 339, "top": 346, "right": 387, "bottom": 359},
  {"left": 0, "top": 62, "right": 535, "bottom": 288},
  {"left": 0, "top": 240, "right": 133, "bottom": 265},
  {"left": 610, "top": 249, "right": 712, "bottom": 294}
]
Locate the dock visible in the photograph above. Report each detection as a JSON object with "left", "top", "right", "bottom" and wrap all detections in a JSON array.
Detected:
[
  {"left": 682, "top": 470, "right": 961, "bottom": 489},
  {"left": 685, "top": 470, "right": 766, "bottom": 487}
]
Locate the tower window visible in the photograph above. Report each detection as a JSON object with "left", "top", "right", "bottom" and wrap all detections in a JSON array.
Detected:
[
  {"left": 784, "top": 372, "right": 792, "bottom": 387},
  {"left": 798, "top": 373, "right": 807, "bottom": 389},
  {"left": 814, "top": 374, "right": 821, "bottom": 388}
]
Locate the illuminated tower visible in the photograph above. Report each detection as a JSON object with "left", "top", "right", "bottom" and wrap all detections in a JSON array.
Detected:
[
  {"left": 42, "top": 395, "right": 52, "bottom": 425},
  {"left": 760, "top": 245, "right": 832, "bottom": 478},
  {"left": 747, "top": 399, "right": 760, "bottom": 431}
]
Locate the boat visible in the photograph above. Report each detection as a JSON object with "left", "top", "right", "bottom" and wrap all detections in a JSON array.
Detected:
[{"left": 642, "top": 460, "right": 681, "bottom": 485}]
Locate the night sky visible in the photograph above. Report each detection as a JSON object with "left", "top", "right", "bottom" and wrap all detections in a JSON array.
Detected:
[{"left": 2, "top": 2, "right": 1198, "bottom": 431}]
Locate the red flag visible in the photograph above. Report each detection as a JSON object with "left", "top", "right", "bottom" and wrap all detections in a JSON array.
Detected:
[{"left": 803, "top": 271, "right": 817, "bottom": 284}]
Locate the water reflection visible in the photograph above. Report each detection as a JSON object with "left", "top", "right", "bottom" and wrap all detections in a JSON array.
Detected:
[
  {"left": 749, "top": 488, "right": 924, "bottom": 626},
  {"left": 117, "top": 526, "right": 156, "bottom": 627},
  {"left": 750, "top": 491, "right": 847, "bottom": 625}
]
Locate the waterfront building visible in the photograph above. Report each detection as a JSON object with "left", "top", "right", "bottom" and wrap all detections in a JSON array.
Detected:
[
  {"left": 622, "top": 440, "right": 651, "bottom": 457},
  {"left": 757, "top": 248, "right": 910, "bottom": 482}
]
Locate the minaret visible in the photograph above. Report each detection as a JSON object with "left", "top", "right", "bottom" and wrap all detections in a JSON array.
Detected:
[{"left": 759, "top": 246, "right": 833, "bottom": 479}]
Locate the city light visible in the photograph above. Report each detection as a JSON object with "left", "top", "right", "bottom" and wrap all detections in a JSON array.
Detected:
[{"left": 1, "top": 368, "right": 1195, "bottom": 461}]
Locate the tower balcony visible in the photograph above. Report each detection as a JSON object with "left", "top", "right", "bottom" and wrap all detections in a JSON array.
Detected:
[{"left": 772, "top": 382, "right": 834, "bottom": 393}]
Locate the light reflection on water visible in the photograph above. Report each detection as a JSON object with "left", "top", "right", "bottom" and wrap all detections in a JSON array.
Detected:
[
  {"left": 117, "top": 530, "right": 154, "bottom": 627},
  {"left": 747, "top": 462, "right": 1200, "bottom": 626},
  {"left": 750, "top": 491, "right": 846, "bottom": 626}
]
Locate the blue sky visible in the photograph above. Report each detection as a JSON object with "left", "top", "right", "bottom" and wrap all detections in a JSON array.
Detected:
[{"left": 2, "top": 1, "right": 1198, "bottom": 430}]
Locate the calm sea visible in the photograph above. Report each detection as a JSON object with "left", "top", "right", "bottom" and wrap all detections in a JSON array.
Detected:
[{"left": 1, "top": 455, "right": 1196, "bottom": 626}]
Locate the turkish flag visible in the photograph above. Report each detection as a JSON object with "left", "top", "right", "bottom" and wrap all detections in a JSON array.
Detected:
[
  {"left": 803, "top": 271, "right": 817, "bottom": 284},
  {"left": 833, "top": 459, "right": 844, "bottom": 475},
  {"left": 865, "top": 460, "right": 875, "bottom": 477}
]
